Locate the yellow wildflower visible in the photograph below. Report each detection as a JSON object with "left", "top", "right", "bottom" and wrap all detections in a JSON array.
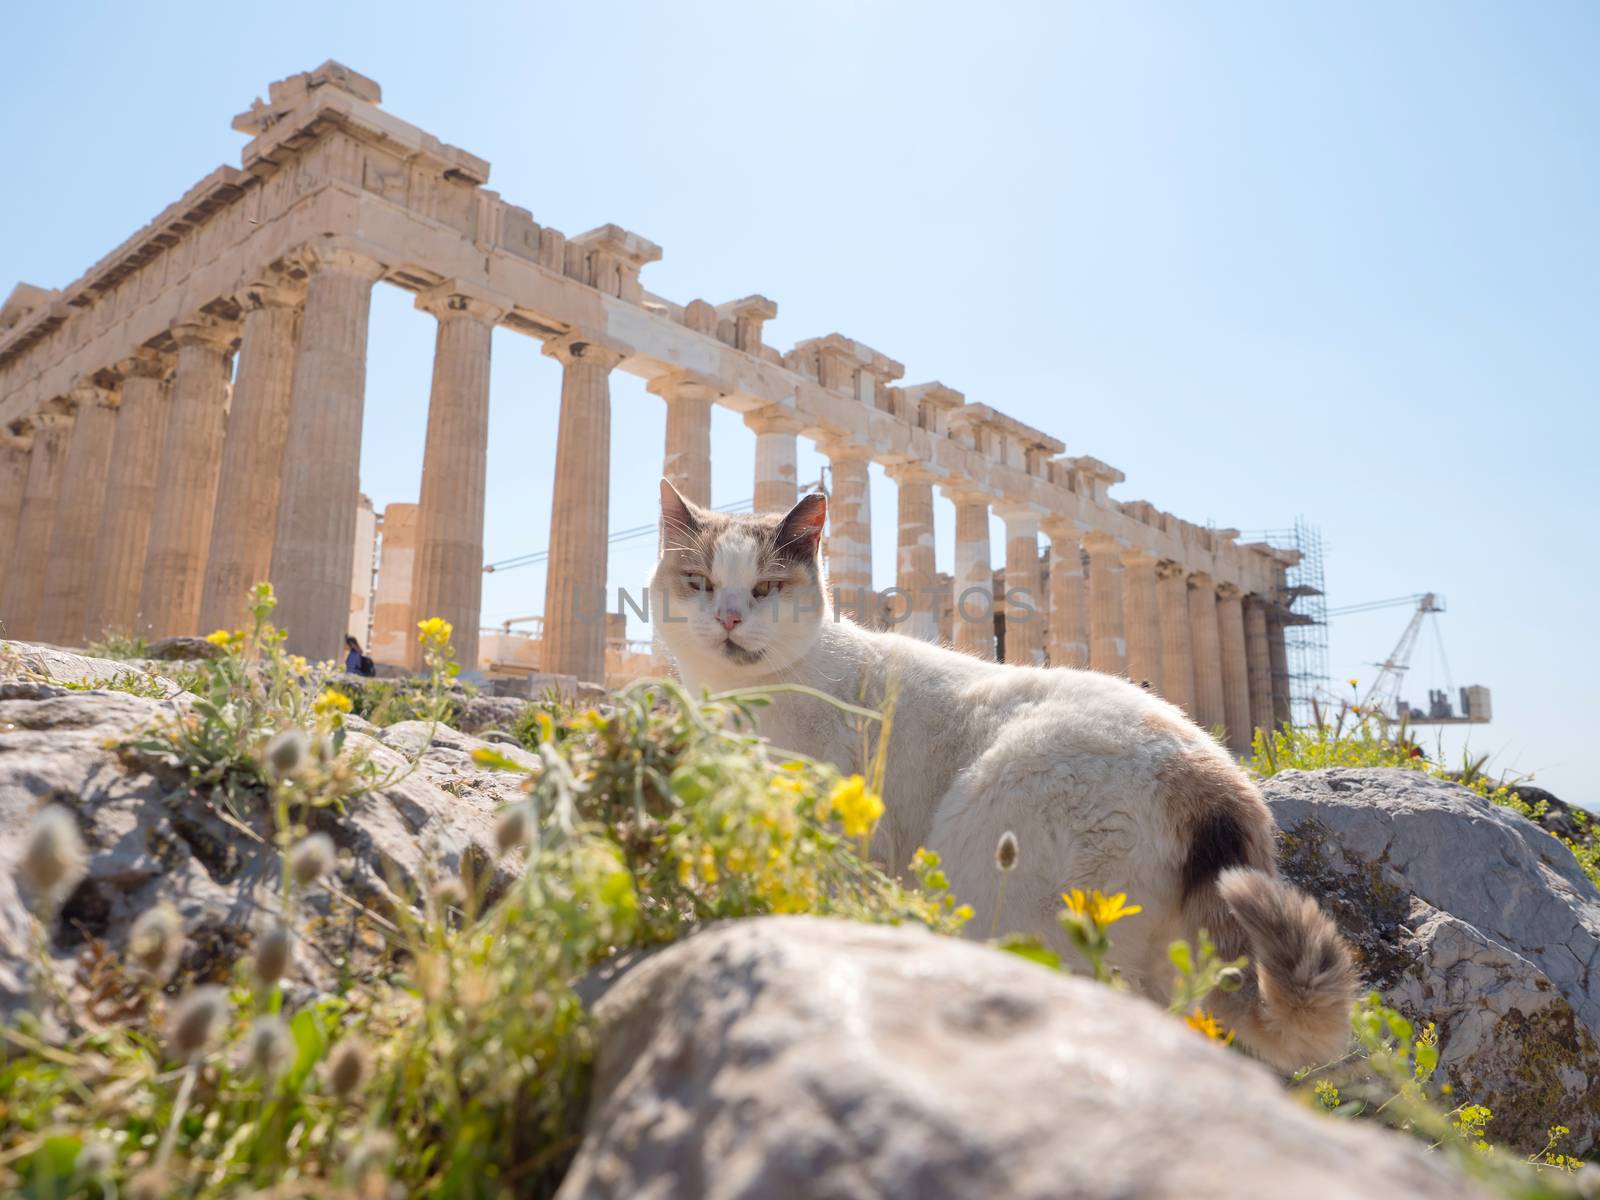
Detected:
[
  {"left": 1061, "top": 888, "right": 1143, "bottom": 928},
  {"left": 1184, "top": 1007, "right": 1235, "bottom": 1044},
  {"left": 952, "top": 904, "right": 975, "bottom": 924},
  {"left": 288, "top": 655, "right": 309, "bottom": 675},
  {"left": 697, "top": 848, "right": 719, "bottom": 884},
  {"left": 676, "top": 856, "right": 694, "bottom": 887},
  {"left": 416, "top": 616, "right": 454, "bottom": 646},
  {"left": 828, "top": 775, "right": 884, "bottom": 839},
  {"left": 1347, "top": 678, "right": 1359, "bottom": 690},
  {"left": 313, "top": 690, "right": 354, "bottom": 717},
  {"left": 204, "top": 629, "right": 232, "bottom": 647}
]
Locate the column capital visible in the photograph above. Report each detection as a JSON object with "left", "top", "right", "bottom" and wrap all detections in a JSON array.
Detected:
[
  {"left": 883, "top": 460, "right": 937, "bottom": 486},
  {"left": 235, "top": 274, "right": 307, "bottom": 313},
  {"left": 1188, "top": 571, "right": 1216, "bottom": 593},
  {"left": 1155, "top": 558, "right": 1189, "bottom": 581},
  {"left": 299, "top": 240, "right": 387, "bottom": 282},
  {"left": 68, "top": 380, "right": 120, "bottom": 412},
  {"left": 542, "top": 330, "right": 628, "bottom": 371},
  {"left": 744, "top": 405, "right": 805, "bottom": 437},
  {"left": 416, "top": 279, "right": 510, "bottom": 325},
  {"left": 994, "top": 505, "right": 1041, "bottom": 529},
  {"left": 814, "top": 432, "right": 874, "bottom": 463},
  {"left": 171, "top": 314, "right": 239, "bottom": 351},
  {"left": 646, "top": 369, "right": 721, "bottom": 405},
  {"left": 117, "top": 346, "right": 175, "bottom": 382},
  {"left": 1119, "top": 545, "right": 1159, "bottom": 570},
  {"left": 1080, "top": 529, "right": 1122, "bottom": 557},
  {"left": 1216, "top": 581, "right": 1243, "bottom": 600},
  {"left": 939, "top": 482, "right": 990, "bottom": 509},
  {"left": 1040, "top": 516, "right": 1082, "bottom": 541},
  {"left": 0, "top": 427, "right": 32, "bottom": 453}
]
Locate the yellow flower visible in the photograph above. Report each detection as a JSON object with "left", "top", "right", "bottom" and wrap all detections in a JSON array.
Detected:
[
  {"left": 313, "top": 690, "right": 354, "bottom": 717},
  {"left": 951, "top": 904, "right": 975, "bottom": 924},
  {"left": 288, "top": 655, "right": 309, "bottom": 675},
  {"left": 828, "top": 775, "right": 884, "bottom": 839},
  {"left": 416, "top": 616, "right": 453, "bottom": 646},
  {"left": 1347, "top": 678, "right": 1359, "bottom": 689},
  {"left": 204, "top": 629, "right": 232, "bottom": 647},
  {"left": 676, "top": 856, "right": 694, "bottom": 887},
  {"left": 1061, "top": 888, "right": 1143, "bottom": 928},
  {"left": 1185, "top": 1007, "right": 1235, "bottom": 1044}
]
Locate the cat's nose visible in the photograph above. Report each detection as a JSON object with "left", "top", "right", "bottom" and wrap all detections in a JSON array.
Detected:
[{"left": 718, "top": 609, "right": 743, "bottom": 631}]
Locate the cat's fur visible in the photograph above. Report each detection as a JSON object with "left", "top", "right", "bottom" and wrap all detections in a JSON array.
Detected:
[{"left": 648, "top": 480, "right": 1358, "bottom": 1070}]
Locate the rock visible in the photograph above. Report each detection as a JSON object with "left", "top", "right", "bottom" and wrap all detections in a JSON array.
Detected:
[
  {"left": 457, "top": 694, "right": 532, "bottom": 736},
  {"left": 145, "top": 635, "right": 224, "bottom": 661},
  {"left": 0, "top": 640, "right": 184, "bottom": 698},
  {"left": 559, "top": 916, "right": 1485, "bottom": 1200},
  {"left": 1264, "top": 768, "right": 1600, "bottom": 1153}
]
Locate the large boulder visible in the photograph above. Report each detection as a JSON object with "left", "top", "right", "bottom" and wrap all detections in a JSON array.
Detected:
[
  {"left": 1264, "top": 768, "right": 1600, "bottom": 1152},
  {"left": 559, "top": 916, "right": 1484, "bottom": 1200}
]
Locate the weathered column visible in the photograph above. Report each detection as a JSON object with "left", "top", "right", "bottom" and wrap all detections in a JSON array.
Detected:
[
  {"left": 745, "top": 408, "right": 802, "bottom": 513},
  {"left": 1, "top": 408, "right": 76, "bottom": 639},
  {"left": 1187, "top": 572, "right": 1227, "bottom": 732},
  {"left": 269, "top": 248, "right": 384, "bottom": 658},
  {"left": 541, "top": 333, "right": 626, "bottom": 682},
  {"left": 87, "top": 351, "right": 172, "bottom": 637},
  {"left": 1000, "top": 510, "right": 1044, "bottom": 665},
  {"left": 198, "top": 276, "right": 305, "bottom": 633},
  {"left": 1155, "top": 560, "right": 1196, "bottom": 715},
  {"left": 1043, "top": 521, "right": 1088, "bottom": 668},
  {"left": 946, "top": 488, "right": 994, "bottom": 661},
  {"left": 1083, "top": 531, "right": 1127, "bottom": 676},
  {"left": 885, "top": 463, "right": 937, "bottom": 640},
  {"left": 820, "top": 438, "right": 873, "bottom": 623},
  {"left": 1120, "top": 547, "right": 1162, "bottom": 691},
  {"left": 369, "top": 503, "right": 418, "bottom": 666},
  {"left": 39, "top": 382, "right": 121, "bottom": 645},
  {"left": 1216, "top": 583, "right": 1252, "bottom": 753},
  {"left": 1267, "top": 612, "right": 1292, "bottom": 728},
  {"left": 0, "top": 430, "right": 29, "bottom": 572},
  {"left": 409, "top": 284, "right": 504, "bottom": 673},
  {"left": 649, "top": 371, "right": 715, "bottom": 508},
  {"left": 138, "top": 316, "right": 237, "bottom": 639},
  {"left": 1245, "top": 597, "right": 1276, "bottom": 735}
]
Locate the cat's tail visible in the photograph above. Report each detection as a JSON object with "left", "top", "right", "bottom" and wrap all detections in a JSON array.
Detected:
[{"left": 1194, "top": 866, "right": 1359, "bottom": 1072}]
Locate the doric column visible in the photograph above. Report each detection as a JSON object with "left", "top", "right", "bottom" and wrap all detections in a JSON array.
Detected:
[
  {"left": 408, "top": 283, "right": 504, "bottom": 673},
  {"left": 1187, "top": 572, "right": 1227, "bottom": 732},
  {"left": 0, "top": 430, "right": 30, "bottom": 572},
  {"left": 87, "top": 351, "right": 173, "bottom": 637},
  {"left": 1155, "top": 560, "right": 1196, "bottom": 714},
  {"left": 369, "top": 503, "right": 418, "bottom": 666},
  {"left": 198, "top": 276, "right": 305, "bottom": 633},
  {"left": 269, "top": 247, "right": 384, "bottom": 658},
  {"left": 745, "top": 408, "right": 803, "bottom": 513},
  {"left": 138, "top": 315, "right": 237, "bottom": 638},
  {"left": 1216, "top": 583, "right": 1252, "bottom": 753},
  {"left": 1120, "top": 547, "right": 1162, "bottom": 691},
  {"left": 0, "top": 408, "right": 75, "bottom": 639},
  {"left": 1043, "top": 521, "right": 1088, "bottom": 668},
  {"left": 1267, "top": 612, "right": 1292, "bottom": 728},
  {"left": 1082, "top": 531, "right": 1127, "bottom": 676},
  {"left": 541, "top": 332, "right": 626, "bottom": 682},
  {"left": 945, "top": 487, "right": 994, "bottom": 661},
  {"left": 1245, "top": 597, "right": 1275, "bottom": 735},
  {"left": 648, "top": 371, "right": 715, "bottom": 508},
  {"left": 819, "top": 437, "right": 873, "bottom": 622},
  {"left": 885, "top": 463, "right": 937, "bottom": 641},
  {"left": 40, "top": 382, "right": 121, "bottom": 645},
  {"left": 1000, "top": 510, "right": 1044, "bottom": 666}
]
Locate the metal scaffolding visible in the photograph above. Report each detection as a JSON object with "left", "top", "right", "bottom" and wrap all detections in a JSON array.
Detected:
[{"left": 1238, "top": 517, "right": 1329, "bottom": 726}]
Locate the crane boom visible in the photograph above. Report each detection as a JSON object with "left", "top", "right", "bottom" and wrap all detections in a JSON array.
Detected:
[{"left": 1359, "top": 593, "right": 1442, "bottom": 715}]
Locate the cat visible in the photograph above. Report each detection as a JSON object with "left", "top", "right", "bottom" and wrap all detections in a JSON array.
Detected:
[{"left": 647, "top": 479, "right": 1358, "bottom": 1071}]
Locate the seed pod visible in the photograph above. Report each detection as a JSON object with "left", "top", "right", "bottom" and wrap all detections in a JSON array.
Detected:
[
  {"left": 326, "top": 1036, "right": 371, "bottom": 1100},
  {"left": 126, "top": 902, "right": 186, "bottom": 985},
  {"left": 994, "top": 830, "right": 1019, "bottom": 873},
  {"left": 252, "top": 923, "right": 293, "bottom": 987},
  {"left": 289, "top": 833, "right": 336, "bottom": 887},
  {"left": 168, "top": 985, "right": 229, "bottom": 1061},
  {"left": 18, "top": 804, "right": 87, "bottom": 907},
  {"left": 263, "top": 728, "right": 309, "bottom": 782},
  {"left": 245, "top": 1014, "right": 294, "bottom": 1079},
  {"left": 495, "top": 805, "right": 530, "bottom": 856}
]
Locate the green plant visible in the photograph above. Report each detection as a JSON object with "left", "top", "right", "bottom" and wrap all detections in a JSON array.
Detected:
[{"left": 84, "top": 630, "right": 150, "bottom": 661}]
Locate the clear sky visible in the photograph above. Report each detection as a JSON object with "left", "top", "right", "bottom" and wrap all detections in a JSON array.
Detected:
[{"left": 2, "top": 2, "right": 1595, "bottom": 805}]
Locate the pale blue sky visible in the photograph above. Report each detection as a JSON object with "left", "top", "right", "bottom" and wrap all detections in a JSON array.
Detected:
[{"left": 2, "top": 2, "right": 1595, "bottom": 804}]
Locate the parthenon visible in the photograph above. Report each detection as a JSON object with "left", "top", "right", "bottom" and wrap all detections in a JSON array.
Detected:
[{"left": 0, "top": 61, "right": 1304, "bottom": 753}]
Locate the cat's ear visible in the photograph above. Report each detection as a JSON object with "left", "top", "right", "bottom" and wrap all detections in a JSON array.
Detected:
[
  {"left": 660, "top": 478, "right": 702, "bottom": 547},
  {"left": 776, "top": 491, "right": 827, "bottom": 563}
]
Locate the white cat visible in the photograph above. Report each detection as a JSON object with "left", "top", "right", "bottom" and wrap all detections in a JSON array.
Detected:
[{"left": 648, "top": 481, "right": 1357, "bottom": 1070}]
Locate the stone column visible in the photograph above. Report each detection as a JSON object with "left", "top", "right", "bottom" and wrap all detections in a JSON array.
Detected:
[
  {"left": 0, "top": 430, "right": 30, "bottom": 572},
  {"left": 39, "top": 382, "right": 121, "bottom": 645},
  {"left": 1245, "top": 597, "right": 1275, "bottom": 735},
  {"left": 198, "top": 277, "right": 305, "bottom": 633},
  {"left": 1083, "top": 531, "right": 1127, "bottom": 676},
  {"left": 1000, "top": 511, "right": 1044, "bottom": 665},
  {"left": 409, "top": 284, "right": 504, "bottom": 673},
  {"left": 1120, "top": 547, "right": 1162, "bottom": 691},
  {"left": 946, "top": 488, "right": 994, "bottom": 661},
  {"left": 541, "top": 332, "right": 626, "bottom": 682},
  {"left": 885, "top": 464, "right": 937, "bottom": 641},
  {"left": 746, "top": 408, "right": 803, "bottom": 513},
  {"left": 269, "top": 248, "right": 384, "bottom": 658},
  {"left": 138, "top": 316, "right": 237, "bottom": 639},
  {"left": 87, "top": 351, "right": 173, "bottom": 637},
  {"left": 820, "top": 437, "right": 873, "bottom": 623},
  {"left": 1043, "top": 521, "right": 1088, "bottom": 668},
  {"left": 0, "top": 408, "right": 75, "bottom": 639},
  {"left": 1216, "top": 583, "right": 1252, "bottom": 753},
  {"left": 369, "top": 503, "right": 418, "bottom": 666},
  {"left": 1156, "top": 560, "right": 1196, "bottom": 715},
  {"left": 1267, "top": 612, "right": 1292, "bottom": 728},
  {"left": 649, "top": 371, "right": 715, "bottom": 508},
  {"left": 1187, "top": 572, "right": 1227, "bottom": 732}
]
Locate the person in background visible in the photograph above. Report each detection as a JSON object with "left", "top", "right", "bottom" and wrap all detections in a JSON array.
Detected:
[{"left": 345, "top": 635, "right": 376, "bottom": 677}]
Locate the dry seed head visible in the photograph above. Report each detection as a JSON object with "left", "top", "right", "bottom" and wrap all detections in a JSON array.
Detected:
[
  {"left": 431, "top": 876, "right": 467, "bottom": 913},
  {"left": 252, "top": 923, "right": 293, "bottom": 987},
  {"left": 264, "top": 728, "right": 310, "bottom": 782},
  {"left": 126, "top": 902, "right": 186, "bottom": 985},
  {"left": 245, "top": 1014, "right": 294, "bottom": 1079},
  {"left": 327, "top": 1035, "right": 371, "bottom": 1100},
  {"left": 289, "top": 833, "right": 336, "bottom": 887},
  {"left": 18, "top": 804, "right": 87, "bottom": 905},
  {"left": 495, "top": 805, "right": 530, "bottom": 855},
  {"left": 995, "top": 830, "right": 1019, "bottom": 873},
  {"left": 168, "top": 985, "right": 229, "bottom": 1061},
  {"left": 127, "top": 1168, "right": 169, "bottom": 1200}
]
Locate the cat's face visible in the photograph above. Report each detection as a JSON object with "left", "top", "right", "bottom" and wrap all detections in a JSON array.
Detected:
[{"left": 648, "top": 480, "right": 830, "bottom": 681}]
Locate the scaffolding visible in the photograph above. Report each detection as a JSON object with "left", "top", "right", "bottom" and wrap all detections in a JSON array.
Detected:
[{"left": 1238, "top": 517, "right": 1329, "bottom": 727}]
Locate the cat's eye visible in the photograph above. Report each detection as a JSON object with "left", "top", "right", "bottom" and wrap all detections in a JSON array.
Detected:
[
  {"left": 683, "top": 573, "right": 709, "bottom": 592},
  {"left": 751, "top": 580, "right": 783, "bottom": 599}
]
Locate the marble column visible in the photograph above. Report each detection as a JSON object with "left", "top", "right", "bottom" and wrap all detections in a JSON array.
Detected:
[
  {"left": 1044, "top": 521, "right": 1088, "bottom": 668},
  {"left": 649, "top": 371, "right": 715, "bottom": 508},
  {"left": 820, "top": 437, "right": 873, "bottom": 623},
  {"left": 369, "top": 503, "right": 418, "bottom": 666},
  {"left": 39, "top": 382, "right": 121, "bottom": 645},
  {"left": 885, "top": 464, "right": 937, "bottom": 640},
  {"left": 269, "top": 248, "right": 384, "bottom": 658},
  {"left": 1187, "top": 572, "right": 1227, "bottom": 732},
  {"left": 746, "top": 408, "right": 802, "bottom": 513},
  {"left": 198, "top": 277, "right": 305, "bottom": 633},
  {"left": 1000, "top": 511, "right": 1044, "bottom": 665},
  {"left": 0, "top": 430, "right": 30, "bottom": 573},
  {"left": 946, "top": 488, "right": 994, "bottom": 661},
  {"left": 1083, "top": 531, "right": 1127, "bottom": 676},
  {"left": 2, "top": 408, "right": 76, "bottom": 639},
  {"left": 1155, "top": 560, "right": 1196, "bottom": 715},
  {"left": 87, "top": 351, "right": 172, "bottom": 637},
  {"left": 1245, "top": 597, "right": 1275, "bottom": 735},
  {"left": 541, "top": 332, "right": 626, "bottom": 682},
  {"left": 1216, "top": 583, "right": 1252, "bottom": 753},
  {"left": 1120, "top": 547, "right": 1162, "bottom": 691},
  {"left": 139, "top": 316, "right": 237, "bottom": 638},
  {"left": 408, "top": 284, "right": 503, "bottom": 673},
  {"left": 1268, "top": 612, "right": 1292, "bottom": 728}
]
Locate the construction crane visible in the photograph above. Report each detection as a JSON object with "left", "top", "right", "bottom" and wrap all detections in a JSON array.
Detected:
[{"left": 1324, "top": 592, "right": 1491, "bottom": 725}]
